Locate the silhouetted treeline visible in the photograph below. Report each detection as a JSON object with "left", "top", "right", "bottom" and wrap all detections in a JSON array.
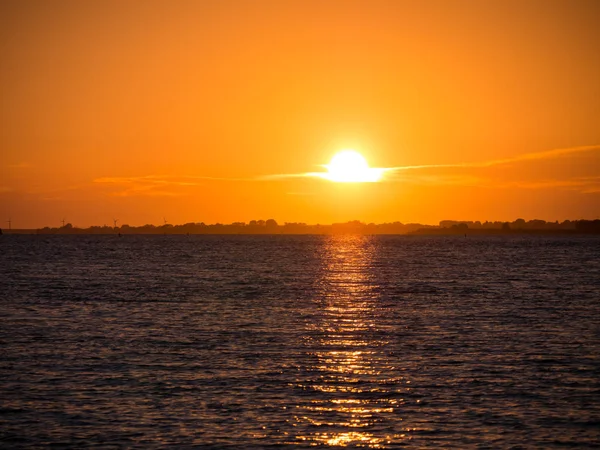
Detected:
[
  {"left": 15, "top": 218, "right": 600, "bottom": 235},
  {"left": 32, "top": 219, "right": 431, "bottom": 235},
  {"left": 413, "top": 219, "right": 600, "bottom": 235},
  {"left": 438, "top": 219, "right": 578, "bottom": 230}
]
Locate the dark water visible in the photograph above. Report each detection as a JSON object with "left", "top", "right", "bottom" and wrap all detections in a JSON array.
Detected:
[{"left": 1, "top": 235, "right": 599, "bottom": 448}]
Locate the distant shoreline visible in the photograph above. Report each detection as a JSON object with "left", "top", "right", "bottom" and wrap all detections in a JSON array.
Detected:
[
  {"left": 2, "top": 228, "right": 599, "bottom": 236},
  {"left": 2, "top": 219, "right": 599, "bottom": 236},
  {"left": 409, "top": 228, "right": 598, "bottom": 236},
  {"left": 2, "top": 231, "right": 599, "bottom": 236}
]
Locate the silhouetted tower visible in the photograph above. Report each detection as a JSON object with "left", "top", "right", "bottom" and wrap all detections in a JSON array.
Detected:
[
  {"left": 113, "top": 218, "right": 119, "bottom": 228},
  {"left": 7, "top": 218, "right": 11, "bottom": 230},
  {"left": 163, "top": 217, "right": 168, "bottom": 225},
  {"left": 61, "top": 218, "right": 66, "bottom": 227}
]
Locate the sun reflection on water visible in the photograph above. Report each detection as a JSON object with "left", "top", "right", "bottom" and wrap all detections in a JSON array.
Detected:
[{"left": 291, "top": 235, "right": 410, "bottom": 447}]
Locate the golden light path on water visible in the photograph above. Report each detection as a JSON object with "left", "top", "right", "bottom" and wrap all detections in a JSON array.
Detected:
[{"left": 291, "top": 235, "right": 411, "bottom": 447}]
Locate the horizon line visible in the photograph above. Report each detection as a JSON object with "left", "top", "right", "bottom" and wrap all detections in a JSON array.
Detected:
[{"left": 5, "top": 217, "right": 600, "bottom": 231}]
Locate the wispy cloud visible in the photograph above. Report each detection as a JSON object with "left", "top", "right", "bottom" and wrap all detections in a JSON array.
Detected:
[
  {"left": 388, "top": 144, "right": 600, "bottom": 172},
  {"left": 258, "top": 173, "right": 317, "bottom": 180},
  {"left": 393, "top": 173, "right": 486, "bottom": 186},
  {"left": 479, "top": 177, "right": 600, "bottom": 191},
  {"left": 260, "top": 144, "right": 600, "bottom": 183},
  {"left": 480, "top": 144, "right": 600, "bottom": 167},
  {"left": 93, "top": 175, "right": 204, "bottom": 197},
  {"left": 96, "top": 175, "right": 206, "bottom": 185},
  {"left": 92, "top": 144, "right": 600, "bottom": 196},
  {"left": 93, "top": 174, "right": 262, "bottom": 196},
  {"left": 387, "top": 144, "right": 600, "bottom": 193},
  {"left": 258, "top": 167, "right": 394, "bottom": 182},
  {"left": 7, "top": 162, "right": 31, "bottom": 169}
]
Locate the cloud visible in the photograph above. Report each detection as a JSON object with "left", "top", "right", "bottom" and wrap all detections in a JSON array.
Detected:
[
  {"left": 392, "top": 173, "right": 486, "bottom": 187},
  {"left": 95, "top": 175, "right": 199, "bottom": 185},
  {"left": 93, "top": 174, "right": 265, "bottom": 196},
  {"left": 386, "top": 144, "right": 600, "bottom": 193},
  {"left": 388, "top": 172, "right": 600, "bottom": 192},
  {"left": 93, "top": 175, "right": 207, "bottom": 197},
  {"left": 6, "top": 162, "right": 31, "bottom": 169},
  {"left": 480, "top": 177, "right": 600, "bottom": 191},
  {"left": 260, "top": 145, "right": 600, "bottom": 184},
  {"left": 259, "top": 167, "right": 395, "bottom": 182},
  {"left": 258, "top": 173, "right": 316, "bottom": 180},
  {"left": 480, "top": 144, "right": 600, "bottom": 167},
  {"left": 388, "top": 144, "right": 600, "bottom": 172},
  {"left": 92, "top": 144, "right": 600, "bottom": 196}
]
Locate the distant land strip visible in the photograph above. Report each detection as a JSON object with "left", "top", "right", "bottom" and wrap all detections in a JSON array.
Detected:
[{"left": 2, "top": 219, "right": 600, "bottom": 235}]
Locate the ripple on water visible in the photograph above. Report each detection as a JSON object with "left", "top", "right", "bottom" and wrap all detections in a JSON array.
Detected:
[{"left": 0, "top": 234, "right": 599, "bottom": 448}]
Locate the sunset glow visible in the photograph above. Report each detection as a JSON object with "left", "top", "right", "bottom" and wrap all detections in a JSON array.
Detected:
[{"left": 1, "top": 1, "right": 599, "bottom": 228}]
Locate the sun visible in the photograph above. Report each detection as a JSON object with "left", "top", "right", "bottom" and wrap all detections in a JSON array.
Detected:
[{"left": 324, "top": 150, "right": 385, "bottom": 182}]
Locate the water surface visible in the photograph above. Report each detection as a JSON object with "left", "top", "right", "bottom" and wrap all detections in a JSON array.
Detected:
[{"left": 1, "top": 235, "right": 599, "bottom": 448}]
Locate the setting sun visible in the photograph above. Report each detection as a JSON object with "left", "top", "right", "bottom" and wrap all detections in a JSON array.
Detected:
[
  {"left": 324, "top": 150, "right": 385, "bottom": 183},
  {"left": 1, "top": 1, "right": 599, "bottom": 227}
]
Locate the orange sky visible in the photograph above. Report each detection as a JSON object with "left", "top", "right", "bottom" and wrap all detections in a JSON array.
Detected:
[{"left": 1, "top": 0, "right": 599, "bottom": 228}]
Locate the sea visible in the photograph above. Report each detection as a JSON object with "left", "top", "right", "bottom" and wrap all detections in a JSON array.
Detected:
[{"left": 1, "top": 234, "right": 599, "bottom": 448}]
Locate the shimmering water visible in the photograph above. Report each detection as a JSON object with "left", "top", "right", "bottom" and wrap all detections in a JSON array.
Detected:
[{"left": 1, "top": 235, "right": 599, "bottom": 448}]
